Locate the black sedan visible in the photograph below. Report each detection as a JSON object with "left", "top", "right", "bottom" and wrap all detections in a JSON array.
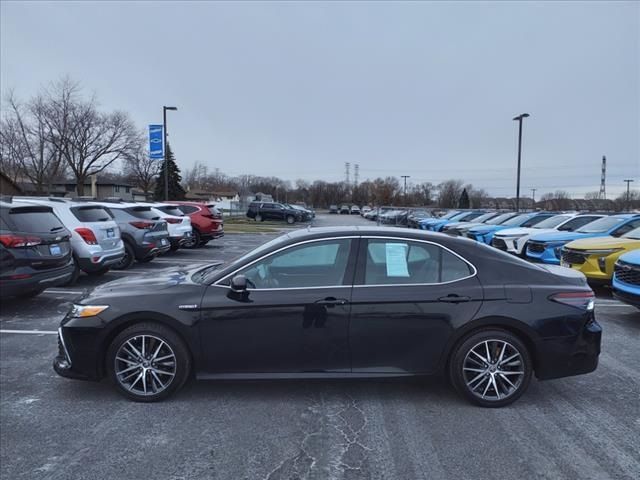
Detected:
[{"left": 54, "top": 227, "right": 601, "bottom": 407}]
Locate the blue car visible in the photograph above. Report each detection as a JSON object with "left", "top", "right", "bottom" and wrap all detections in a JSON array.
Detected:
[
  {"left": 418, "top": 210, "right": 460, "bottom": 230},
  {"left": 612, "top": 249, "right": 640, "bottom": 309},
  {"left": 423, "top": 210, "right": 486, "bottom": 232},
  {"left": 467, "top": 212, "right": 556, "bottom": 245},
  {"left": 527, "top": 214, "right": 640, "bottom": 265}
]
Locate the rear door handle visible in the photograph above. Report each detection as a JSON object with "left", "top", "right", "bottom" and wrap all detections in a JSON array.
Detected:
[
  {"left": 438, "top": 294, "right": 471, "bottom": 303},
  {"left": 315, "top": 297, "right": 349, "bottom": 306}
]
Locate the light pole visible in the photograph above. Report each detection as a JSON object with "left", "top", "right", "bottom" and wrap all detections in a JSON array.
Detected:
[
  {"left": 531, "top": 188, "right": 537, "bottom": 205},
  {"left": 623, "top": 179, "right": 634, "bottom": 212},
  {"left": 401, "top": 175, "right": 410, "bottom": 205},
  {"left": 163, "top": 106, "right": 178, "bottom": 201},
  {"left": 513, "top": 113, "right": 530, "bottom": 212}
]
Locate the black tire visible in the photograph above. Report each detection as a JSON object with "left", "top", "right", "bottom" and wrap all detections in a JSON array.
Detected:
[
  {"left": 183, "top": 230, "right": 201, "bottom": 249},
  {"left": 170, "top": 244, "right": 180, "bottom": 252},
  {"left": 106, "top": 322, "right": 191, "bottom": 402},
  {"left": 449, "top": 329, "right": 532, "bottom": 408},
  {"left": 286, "top": 215, "right": 295, "bottom": 225},
  {"left": 64, "top": 256, "right": 81, "bottom": 286},
  {"left": 112, "top": 242, "right": 135, "bottom": 270},
  {"left": 86, "top": 267, "right": 109, "bottom": 276},
  {"left": 138, "top": 256, "right": 154, "bottom": 263},
  {"left": 255, "top": 214, "right": 263, "bottom": 222}
]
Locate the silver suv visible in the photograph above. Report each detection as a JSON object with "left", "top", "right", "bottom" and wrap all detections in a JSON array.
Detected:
[
  {"left": 16, "top": 198, "right": 124, "bottom": 282},
  {"left": 136, "top": 203, "right": 192, "bottom": 251},
  {"left": 97, "top": 202, "right": 171, "bottom": 269}
]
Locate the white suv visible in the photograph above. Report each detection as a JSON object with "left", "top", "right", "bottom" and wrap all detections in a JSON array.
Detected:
[
  {"left": 17, "top": 198, "right": 124, "bottom": 281},
  {"left": 137, "top": 203, "right": 192, "bottom": 251},
  {"left": 491, "top": 213, "right": 605, "bottom": 256}
]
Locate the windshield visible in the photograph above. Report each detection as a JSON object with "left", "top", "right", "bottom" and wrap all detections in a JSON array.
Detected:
[
  {"left": 486, "top": 213, "right": 517, "bottom": 225},
  {"left": 577, "top": 216, "right": 627, "bottom": 233},
  {"left": 532, "top": 214, "right": 573, "bottom": 229},
  {"left": 622, "top": 227, "right": 640, "bottom": 240},
  {"left": 501, "top": 214, "right": 533, "bottom": 227},
  {"left": 440, "top": 211, "right": 459, "bottom": 219},
  {"left": 471, "top": 212, "right": 497, "bottom": 223}
]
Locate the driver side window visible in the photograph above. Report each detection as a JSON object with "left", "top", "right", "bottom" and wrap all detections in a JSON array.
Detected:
[{"left": 237, "top": 239, "right": 352, "bottom": 289}]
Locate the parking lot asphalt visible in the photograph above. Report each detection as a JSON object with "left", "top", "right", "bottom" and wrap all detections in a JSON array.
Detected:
[{"left": 1, "top": 214, "right": 639, "bottom": 480}]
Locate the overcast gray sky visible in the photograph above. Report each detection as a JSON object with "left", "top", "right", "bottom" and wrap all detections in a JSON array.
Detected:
[{"left": 1, "top": 0, "right": 638, "bottom": 197}]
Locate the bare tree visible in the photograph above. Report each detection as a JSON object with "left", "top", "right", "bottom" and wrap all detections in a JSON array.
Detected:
[
  {"left": 122, "top": 134, "right": 159, "bottom": 195},
  {"left": 0, "top": 114, "right": 25, "bottom": 183},
  {"left": 437, "top": 179, "right": 465, "bottom": 208}
]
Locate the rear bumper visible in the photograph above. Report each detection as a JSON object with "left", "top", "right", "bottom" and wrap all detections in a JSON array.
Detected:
[
  {"left": 133, "top": 238, "right": 171, "bottom": 260},
  {"left": 534, "top": 316, "right": 602, "bottom": 380},
  {"left": 0, "top": 262, "right": 75, "bottom": 297},
  {"left": 77, "top": 251, "right": 124, "bottom": 272}
]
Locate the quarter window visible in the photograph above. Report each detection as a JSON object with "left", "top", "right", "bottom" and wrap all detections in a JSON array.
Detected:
[
  {"left": 236, "top": 239, "right": 352, "bottom": 289},
  {"left": 363, "top": 239, "right": 472, "bottom": 285}
]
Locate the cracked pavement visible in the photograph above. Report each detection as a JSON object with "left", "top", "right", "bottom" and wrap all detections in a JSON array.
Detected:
[{"left": 1, "top": 214, "right": 639, "bottom": 479}]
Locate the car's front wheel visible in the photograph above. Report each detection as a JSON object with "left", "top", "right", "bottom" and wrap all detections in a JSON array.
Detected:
[
  {"left": 286, "top": 215, "right": 295, "bottom": 224},
  {"left": 449, "top": 329, "right": 532, "bottom": 408},
  {"left": 106, "top": 322, "right": 191, "bottom": 402}
]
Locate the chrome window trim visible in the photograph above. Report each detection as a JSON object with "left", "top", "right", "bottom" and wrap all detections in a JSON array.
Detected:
[
  {"left": 213, "top": 234, "right": 477, "bottom": 291},
  {"left": 356, "top": 235, "right": 477, "bottom": 287},
  {"left": 213, "top": 236, "right": 360, "bottom": 288}
]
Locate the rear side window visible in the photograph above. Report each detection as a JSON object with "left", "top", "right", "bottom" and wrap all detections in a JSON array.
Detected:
[
  {"left": 71, "top": 206, "right": 112, "bottom": 222},
  {"left": 127, "top": 207, "right": 160, "bottom": 220},
  {"left": 363, "top": 239, "right": 472, "bottom": 285},
  {"left": 7, "top": 208, "right": 66, "bottom": 233},
  {"left": 157, "top": 206, "right": 184, "bottom": 216},
  {"left": 612, "top": 219, "right": 640, "bottom": 237},
  {"left": 179, "top": 205, "right": 199, "bottom": 214}
]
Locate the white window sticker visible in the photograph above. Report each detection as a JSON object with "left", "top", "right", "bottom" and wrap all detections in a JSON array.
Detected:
[{"left": 385, "top": 243, "right": 410, "bottom": 277}]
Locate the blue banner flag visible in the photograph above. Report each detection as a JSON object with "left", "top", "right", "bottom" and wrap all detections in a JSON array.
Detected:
[{"left": 149, "top": 124, "right": 164, "bottom": 159}]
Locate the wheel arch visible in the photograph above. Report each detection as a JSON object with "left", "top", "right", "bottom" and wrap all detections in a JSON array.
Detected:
[{"left": 99, "top": 312, "right": 197, "bottom": 379}]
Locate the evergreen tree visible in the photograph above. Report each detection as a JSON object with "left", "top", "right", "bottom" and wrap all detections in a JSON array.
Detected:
[
  {"left": 458, "top": 188, "right": 470, "bottom": 209},
  {"left": 154, "top": 143, "right": 186, "bottom": 200}
]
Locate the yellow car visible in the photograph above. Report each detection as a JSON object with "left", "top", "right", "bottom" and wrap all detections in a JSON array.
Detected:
[{"left": 560, "top": 227, "right": 640, "bottom": 284}]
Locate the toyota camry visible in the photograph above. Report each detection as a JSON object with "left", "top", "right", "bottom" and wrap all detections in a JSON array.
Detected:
[{"left": 54, "top": 227, "right": 602, "bottom": 407}]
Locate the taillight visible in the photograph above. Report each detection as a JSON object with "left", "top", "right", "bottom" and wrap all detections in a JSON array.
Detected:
[
  {"left": 165, "top": 218, "right": 181, "bottom": 224},
  {"left": 549, "top": 292, "right": 595, "bottom": 311},
  {"left": 0, "top": 234, "right": 42, "bottom": 248},
  {"left": 129, "top": 221, "right": 154, "bottom": 229},
  {"left": 75, "top": 227, "right": 98, "bottom": 245}
]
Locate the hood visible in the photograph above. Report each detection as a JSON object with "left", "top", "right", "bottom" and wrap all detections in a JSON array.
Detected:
[
  {"left": 495, "top": 227, "right": 539, "bottom": 237},
  {"left": 444, "top": 220, "right": 475, "bottom": 228},
  {"left": 564, "top": 236, "right": 640, "bottom": 251},
  {"left": 619, "top": 249, "right": 640, "bottom": 265},
  {"left": 89, "top": 263, "right": 220, "bottom": 295},
  {"left": 528, "top": 231, "right": 594, "bottom": 243},
  {"left": 469, "top": 225, "right": 501, "bottom": 234}
]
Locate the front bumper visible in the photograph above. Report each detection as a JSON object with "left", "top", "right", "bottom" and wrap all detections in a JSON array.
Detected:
[
  {"left": 534, "top": 315, "right": 602, "bottom": 380},
  {"left": 561, "top": 255, "right": 613, "bottom": 283},
  {"left": 612, "top": 287, "right": 640, "bottom": 308},
  {"left": 53, "top": 318, "right": 105, "bottom": 381},
  {"left": 526, "top": 245, "right": 562, "bottom": 264}
]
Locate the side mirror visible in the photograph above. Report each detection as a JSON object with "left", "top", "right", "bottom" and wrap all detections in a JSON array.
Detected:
[{"left": 230, "top": 275, "right": 248, "bottom": 293}]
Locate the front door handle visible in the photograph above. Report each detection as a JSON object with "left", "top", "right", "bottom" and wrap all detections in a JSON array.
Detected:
[
  {"left": 438, "top": 294, "right": 471, "bottom": 303},
  {"left": 315, "top": 297, "right": 349, "bottom": 306}
]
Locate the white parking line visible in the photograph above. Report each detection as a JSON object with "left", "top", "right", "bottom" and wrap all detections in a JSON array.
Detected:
[
  {"left": 44, "top": 289, "right": 83, "bottom": 295},
  {"left": 0, "top": 329, "right": 57, "bottom": 335}
]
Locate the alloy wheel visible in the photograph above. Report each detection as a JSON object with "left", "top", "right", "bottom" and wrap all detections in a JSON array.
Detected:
[
  {"left": 462, "top": 339, "right": 524, "bottom": 401},
  {"left": 114, "top": 334, "right": 177, "bottom": 396}
]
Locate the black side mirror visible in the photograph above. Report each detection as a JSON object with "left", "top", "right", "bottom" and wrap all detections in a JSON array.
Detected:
[{"left": 230, "top": 275, "right": 248, "bottom": 293}]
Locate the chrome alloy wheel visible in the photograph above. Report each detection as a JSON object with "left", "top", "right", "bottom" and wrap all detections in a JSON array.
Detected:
[
  {"left": 114, "top": 335, "right": 176, "bottom": 396},
  {"left": 462, "top": 339, "right": 524, "bottom": 401}
]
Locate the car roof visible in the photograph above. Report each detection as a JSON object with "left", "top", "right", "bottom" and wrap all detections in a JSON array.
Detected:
[{"left": 9, "top": 197, "right": 96, "bottom": 209}]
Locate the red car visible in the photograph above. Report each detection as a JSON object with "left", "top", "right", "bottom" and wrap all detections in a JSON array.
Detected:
[{"left": 166, "top": 201, "right": 224, "bottom": 248}]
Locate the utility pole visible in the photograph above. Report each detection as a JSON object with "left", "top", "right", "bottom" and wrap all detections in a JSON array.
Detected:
[
  {"left": 599, "top": 156, "right": 607, "bottom": 199},
  {"left": 401, "top": 175, "right": 410, "bottom": 205},
  {"left": 624, "top": 179, "right": 634, "bottom": 212},
  {"left": 531, "top": 188, "right": 537, "bottom": 204},
  {"left": 163, "top": 106, "right": 178, "bottom": 201},
  {"left": 513, "top": 113, "right": 530, "bottom": 212},
  {"left": 354, "top": 164, "right": 359, "bottom": 187},
  {"left": 345, "top": 162, "right": 351, "bottom": 185}
]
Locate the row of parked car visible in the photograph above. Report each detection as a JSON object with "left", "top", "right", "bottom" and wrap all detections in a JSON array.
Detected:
[
  {"left": 0, "top": 196, "right": 224, "bottom": 298},
  {"left": 246, "top": 202, "right": 315, "bottom": 223},
  {"left": 360, "top": 207, "right": 640, "bottom": 308}
]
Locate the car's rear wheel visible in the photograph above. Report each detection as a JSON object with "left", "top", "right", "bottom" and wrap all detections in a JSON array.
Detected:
[
  {"left": 112, "top": 243, "right": 135, "bottom": 270},
  {"left": 183, "top": 230, "right": 201, "bottom": 249},
  {"left": 449, "top": 329, "right": 532, "bottom": 408},
  {"left": 64, "top": 256, "right": 81, "bottom": 285},
  {"left": 255, "top": 214, "right": 263, "bottom": 222},
  {"left": 106, "top": 322, "right": 190, "bottom": 402},
  {"left": 286, "top": 215, "right": 295, "bottom": 224}
]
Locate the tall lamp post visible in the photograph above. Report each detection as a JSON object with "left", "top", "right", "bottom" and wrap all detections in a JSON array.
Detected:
[
  {"left": 163, "top": 106, "right": 178, "bottom": 201},
  {"left": 513, "top": 113, "right": 530, "bottom": 212},
  {"left": 624, "top": 179, "right": 634, "bottom": 212}
]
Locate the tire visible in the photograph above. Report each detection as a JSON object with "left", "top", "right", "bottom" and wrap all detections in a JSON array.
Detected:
[
  {"left": 112, "top": 242, "right": 135, "bottom": 270},
  {"left": 286, "top": 215, "right": 295, "bottom": 225},
  {"left": 255, "top": 214, "right": 263, "bottom": 222},
  {"left": 183, "top": 230, "right": 201, "bottom": 249},
  {"left": 86, "top": 267, "right": 109, "bottom": 276},
  {"left": 170, "top": 244, "right": 180, "bottom": 252},
  {"left": 106, "top": 322, "right": 191, "bottom": 402},
  {"left": 449, "top": 329, "right": 532, "bottom": 408},
  {"left": 64, "top": 256, "right": 81, "bottom": 286},
  {"left": 138, "top": 256, "right": 154, "bottom": 263}
]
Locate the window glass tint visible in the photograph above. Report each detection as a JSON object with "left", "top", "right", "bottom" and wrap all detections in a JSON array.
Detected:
[
  {"left": 622, "top": 227, "right": 640, "bottom": 240},
  {"left": 107, "top": 208, "right": 130, "bottom": 221},
  {"left": 238, "top": 239, "right": 352, "bottom": 288},
  {"left": 577, "top": 216, "right": 626, "bottom": 233},
  {"left": 534, "top": 215, "right": 572, "bottom": 229},
  {"left": 71, "top": 206, "right": 112, "bottom": 222},
  {"left": 521, "top": 215, "right": 552, "bottom": 228},
  {"left": 611, "top": 219, "right": 640, "bottom": 237},
  {"left": 473, "top": 212, "right": 497, "bottom": 223},
  {"left": 8, "top": 208, "right": 65, "bottom": 233},
  {"left": 178, "top": 205, "right": 198, "bottom": 214},
  {"left": 488, "top": 213, "right": 517, "bottom": 225},
  {"left": 157, "top": 206, "right": 184, "bottom": 216},
  {"left": 128, "top": 207, "right": 160, "bottom": 220},
  {"left": 501, "top": 214, "right": 531, "bottom": 226},
  {"left": 558, "top": 216, "right": 600, "bottom": 231},
  {"left": 364, "top": 239, "right": 471, "bottom": 285}
]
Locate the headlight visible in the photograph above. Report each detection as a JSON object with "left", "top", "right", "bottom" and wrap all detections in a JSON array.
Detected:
[
  {"left": 581, "top": 248, "right": 623, "bottom": 255},
  {"left": 70, "top": 304, "right": 109, "bottom": 318}
]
